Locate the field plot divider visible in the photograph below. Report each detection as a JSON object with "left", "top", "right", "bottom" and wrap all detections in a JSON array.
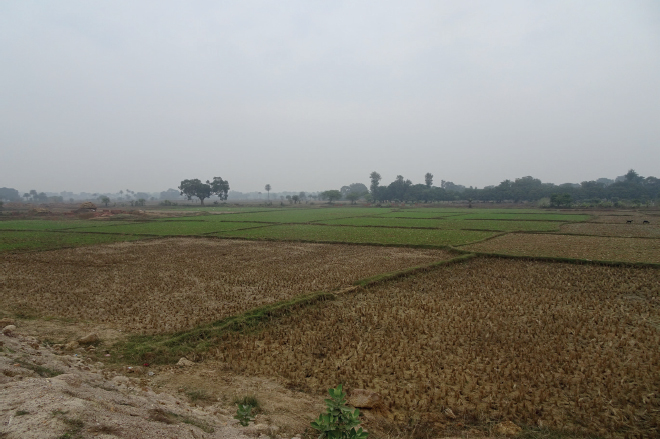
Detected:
[
  {"left": 469, "top": 251, "right": 660, "bottom": 269},
  {"left": 452, "top": 231, "right": 509, "bottom": 247},
  {"left": 111, "top": 290, "right": 339, "bottom": 364},
  {"left": 538, "top": 231, "right": 660, "bottom": 240},
  {"left": 111, "top": 254, "right": 480, "bottom": 365},
  {"left": 352, "top": 253, "right": 479, "bottom": 287},
  {"left": 200, "top": 223, "right": 280, "bottom": 235}
]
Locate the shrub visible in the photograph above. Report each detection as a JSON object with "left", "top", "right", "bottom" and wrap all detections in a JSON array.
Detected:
[{"left": 311, "top": 385, "right": 368, "bottom": 439}]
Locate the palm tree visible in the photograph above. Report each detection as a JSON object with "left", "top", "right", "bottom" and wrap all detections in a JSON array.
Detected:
[{"left": 265, "top": 184, "right": 271, "bottom": 200}]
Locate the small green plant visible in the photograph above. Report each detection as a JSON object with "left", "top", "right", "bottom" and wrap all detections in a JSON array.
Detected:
[
  {"left": 311, "top": 384, "right": 368, "bottom": 439},
  {"left": 233, "top": 394, "right": 261, "bottom": 413},
  {"left": 235, "top": 404, "right": 255, "bottom": 426}
]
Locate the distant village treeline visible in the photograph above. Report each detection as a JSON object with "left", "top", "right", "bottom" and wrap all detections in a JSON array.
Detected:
[
  {"left": 0, "top": 169, "right": 658, "bottom": 207},
  {"left": 366, "top": 169, "right": 659, "bottom": 206}
]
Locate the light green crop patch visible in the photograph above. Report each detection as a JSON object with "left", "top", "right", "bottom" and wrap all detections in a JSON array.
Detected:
[
  {"left": 71, "top": 221, "right": 264, "bottom": 235},
  {"left": 218, "top": 224, "right": 494, "bottom": 246}
]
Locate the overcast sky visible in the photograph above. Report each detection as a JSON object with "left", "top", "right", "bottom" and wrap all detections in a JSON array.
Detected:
[{"left": 1, "top": 1, "right": 659, "bottom": 194}]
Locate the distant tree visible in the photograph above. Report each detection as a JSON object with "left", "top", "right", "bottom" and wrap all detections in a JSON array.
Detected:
[
  {"left": 208, "top": 176, "right": 230, "bottom": 201},
  {"left": 550, "top": 193, "right": 572, "bottom": 207},
  {"left": 341, "top": 183, "right": 369, "bottom": 198},
  {"left": 322, "top": 190, "right": 342, "bottom": 203},
  {"left": 179, "top": 179, "right": 212, "bottom": 205},
  {"left": 99, "top": 196, "right": 110, "bottom": 207},
  {"left": 299, "top": 192, "right": 306, "bottom": 203},
  {"left": 425, "top": 173, "right": 433, "bottom": 188},
  {"left": 286, "top": 195, "right": 292, "bottom": 204},
  {"left": 292, "top": 195, "right": 300, "bottom": 204},
  {"left": 369, "top": 172, "right": 381, "bottom": 195},
  {"left": 265, "top": 184, "right": 271, "bottom": 200},
  {"left": 136, "top": 198, "right": 146, "bottom": 207},
  {"left": 346, "top": 192, "right": 361, "bottom": 204},
  {"left": 23, "top": 193, "right": 31, "bottom": 202},
  {"left": 0, "top": 187, "right": 20, "bottom": 202},
  {"left": 625, "top": 169, "right": 643, "bottom": 184},
  {"left": 178, "top": 177, "right": 229, "bottom": 206},
  {"left": 160, "top": 189, "right": 180, "bottom": 200}
]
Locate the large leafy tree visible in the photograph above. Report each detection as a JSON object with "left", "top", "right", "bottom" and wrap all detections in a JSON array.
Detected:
[
  {"left": 179, "top": 176, "right": 230, "bottom": 205},
  {"left": 208, "top": 176, "right": 230, "bottom": 200},
  {"left": 322, "top": 190, "right": 342, "bottom": 203}
]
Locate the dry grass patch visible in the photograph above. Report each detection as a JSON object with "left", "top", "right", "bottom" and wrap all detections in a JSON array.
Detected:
[
  {"left": 591, "top": 213, "right": 658, "bottom": 224},
  {"left": 215, "top": 258, "right": 660, "bottom": 437},
  {"left": 0, "top": 238, "right": 452, "bottom": 334},
  {"left": 559, "top": 223, "right": 660, "bottom": 238},
  {"left": 462, "top": 233, "right": 660, "bottom": 263}
]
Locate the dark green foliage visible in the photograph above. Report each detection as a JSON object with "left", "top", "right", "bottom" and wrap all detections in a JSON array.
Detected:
[
  {"left": 311, "top": 385, "right": 368, "bottom": 439},
  {"left": 235, "top": 405, "right": 255, "bottom": 426}
]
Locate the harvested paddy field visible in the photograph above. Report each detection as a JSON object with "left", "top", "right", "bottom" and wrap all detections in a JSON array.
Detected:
[
  {"left": 215, "top": 258, "right": 660, "bottom": 437},
  {"left": 0, "top": 238, "right": 453, "bottom": 334},
  {"left": 462, "top": 233, "right": 660, "bottom": 263},
  {"left": 591, "top": 213, "right": 659, "bottom": 224},
  {"left": 559, "top": 222, "right": 660, "bottom": 238}
]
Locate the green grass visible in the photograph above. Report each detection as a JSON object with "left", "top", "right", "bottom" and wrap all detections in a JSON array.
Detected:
[
  {"left": 319, "top": 217, "right": 562, "bottom": 231},
  {"left": 0, "top": 219, "right": 123, "bottom": 231},
  {"left": 0, "top": 231, "right": 147, "bottom": 253},
  {"left": 71, "top": 221, "right": 264, "bottom": 235},
  {"left": 12, "top": 359, "right": 63, "bottom": 377},
  {"left": 375, "top": 211, "right": 467, "bottom": 219},
  {"left": 157, "top": 205, "right": 283, "bottom": 213},
  {"left": 217, "top": 224, "right": 494, "bottom": 246},
  {"left": 205, "top": 207, "right": 378, "bottom": 223}
]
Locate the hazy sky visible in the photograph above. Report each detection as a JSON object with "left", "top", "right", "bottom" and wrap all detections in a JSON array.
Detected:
[{"left": 1, "top": 1, "right": 659, "bottom": 193}]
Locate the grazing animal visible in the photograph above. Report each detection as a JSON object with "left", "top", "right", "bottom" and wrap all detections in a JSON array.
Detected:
[
  {"left": 643, "top": 220, "right": 650, "bottom": 224},
  {"left": 626, "top": 220, "right": 633, "bottom": 224}
]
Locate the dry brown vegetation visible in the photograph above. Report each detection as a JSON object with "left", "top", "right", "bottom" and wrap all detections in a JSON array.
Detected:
[
  {"left": 559, "top": 222, "right": 660, "bottom": 238},
  {"left": 0, "top": 238, "right": 453, "bottom": 333},
  {"left": 463, "top": 233, "right": 660, "bottom": 263},
  {"left": 215, "top": 258, "right": 660, "bottom": 437}
]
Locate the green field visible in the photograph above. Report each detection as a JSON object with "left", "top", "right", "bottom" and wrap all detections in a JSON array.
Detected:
[
  {"left": 157, "top": 206, "right": 286, "bottom": 213},
  {"left": 0, "top": 219, "right": 121, "bottom": 231},
  {"left": 72, "top": 221, "right": 264, "bottom": 235},
  {"left": 320, "top": 217, "right": 562, "bottom": 231},
  {"left": 200, "top": 207, "right": 377, "bottom": 223},
  {"left": 217, "top": 224, "right": 495, "bottom": 246},
  {"left": 0, "top": 230, "right": 146, "bottom": 253},
  {"left": 0, "top": 207, "right": 606, "bottom": 253}
]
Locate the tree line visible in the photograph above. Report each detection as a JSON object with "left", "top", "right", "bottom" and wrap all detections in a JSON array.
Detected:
[{"left": 366, "top": 170, "right": 660, "bottom": 206}]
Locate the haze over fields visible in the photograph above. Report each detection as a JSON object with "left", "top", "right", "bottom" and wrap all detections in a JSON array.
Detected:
[{"left": 1, "top": 1, "right": 659, "bottom": 193}]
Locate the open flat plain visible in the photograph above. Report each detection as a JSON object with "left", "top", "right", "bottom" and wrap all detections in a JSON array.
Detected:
[{"left": 1, "top": 205, "right": 659, "bottom": 438}]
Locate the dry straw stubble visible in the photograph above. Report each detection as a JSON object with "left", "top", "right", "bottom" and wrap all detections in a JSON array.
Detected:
[
  {"left": 216, "top": 258, "right": 660, "bottom": 437},
  {"left": 0, "top": 238, "right": 453, "bottom": 334}
]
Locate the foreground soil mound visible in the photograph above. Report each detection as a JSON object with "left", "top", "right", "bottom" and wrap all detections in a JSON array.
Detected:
[{"left": 0, "top": 328, "right": 263, "bottom": 439}]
